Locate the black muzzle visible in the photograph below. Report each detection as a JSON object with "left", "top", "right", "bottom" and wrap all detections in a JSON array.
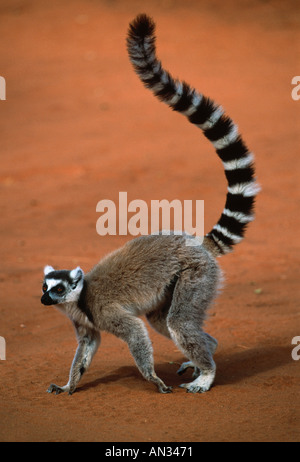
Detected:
[{"left": 41, "top": 292, "right": 56, "bottom": 306}]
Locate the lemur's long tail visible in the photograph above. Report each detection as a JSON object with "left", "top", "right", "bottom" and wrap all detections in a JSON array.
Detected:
[{"left": 127, "top": 14, "right": 260, "bottom": 256}]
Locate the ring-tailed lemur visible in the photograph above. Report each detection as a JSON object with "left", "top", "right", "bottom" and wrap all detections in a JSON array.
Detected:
[{"left": 41, "top": 14, "right": 259, "bottom": 395}]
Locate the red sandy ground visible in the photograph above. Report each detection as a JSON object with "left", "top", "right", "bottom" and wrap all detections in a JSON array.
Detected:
[{"left": 0, "top": 0, "right": 299, "bottom": 442}]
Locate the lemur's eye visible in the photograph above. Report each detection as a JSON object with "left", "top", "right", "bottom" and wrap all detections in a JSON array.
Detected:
[
  {"left": 42, "top": 284, "right": 47, "bottom": 293},
  {"left": 54, "top": 284, "right": 64, "bottom": 294}
]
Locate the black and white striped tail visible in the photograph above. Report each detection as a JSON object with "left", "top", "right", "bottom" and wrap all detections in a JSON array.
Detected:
[{"left": 127, "top": 14, "right": 260, "bottom": 256}]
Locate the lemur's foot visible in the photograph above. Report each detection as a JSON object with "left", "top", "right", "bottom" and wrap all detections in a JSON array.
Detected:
[
  {"left": 158, "top": 383, "right": 173, "bottom": 394},
  {"left": 179, "top": 372, "right": 215, "bottom": 393},
  {"left": 47, "top": 383, "right": 72, "bottom": 395},
  {"left": 150, "top": 373, "right": 173, "bottom": 394},
  {"left": 176, "top": 361, "right": 200, "bottom": 379}
]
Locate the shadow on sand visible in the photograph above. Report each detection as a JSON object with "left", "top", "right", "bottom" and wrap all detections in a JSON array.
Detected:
[{"left": 77, "top": 345, "right": 292, "bottom": 393}]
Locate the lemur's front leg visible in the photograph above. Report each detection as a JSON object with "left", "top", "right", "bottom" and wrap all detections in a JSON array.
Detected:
[
  {"left": 103, "top": 308, "right": 172, "bottom": 393},
  {"left": 47, "top": 326, "right": 100, "bottom": 395}
]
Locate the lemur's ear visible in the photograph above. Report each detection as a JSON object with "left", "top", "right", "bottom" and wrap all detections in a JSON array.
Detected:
[
  {"left": 44, "top": 265, "right": 55, "bottom": 276},
  {"left": 70, "top": 267, "right": 84, "bottom": 284}
]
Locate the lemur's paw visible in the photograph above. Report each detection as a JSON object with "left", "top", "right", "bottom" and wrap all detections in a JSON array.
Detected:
[
  {"left": 47, "top": 383, "right": 69, "bottom": 395},
  {"left": 179, "top": 373, "right": 214, "bottom": 394},
  {"left": 179, "top": 382, "right": 208, "bottom": 393},
  {"left": 176, "top": 361, "right": 193, "bottom": 375},
  {"left": 158, "top": 384, "right": 173, "bottom": 394},
  {"left": 176, "top": 361, "right": 200, "bottom": 378}
]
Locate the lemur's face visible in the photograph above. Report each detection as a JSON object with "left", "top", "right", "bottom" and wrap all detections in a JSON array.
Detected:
[{"left": 41, "top": 265, "right": 84, "bottom": 306}]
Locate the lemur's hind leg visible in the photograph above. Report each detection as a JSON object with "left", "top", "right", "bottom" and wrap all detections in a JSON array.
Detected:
[
  {"left": 167, "top": 265, "right": 219, "bottom": 393},
  {"left": 146, "top": 275, "right": 218, "bottom": 384},
  {"left": 176, "top": 333, "right": 218, "bottom": 378},
  {"left": 147, "top": 309, "right": 218, "bottom": 379}
]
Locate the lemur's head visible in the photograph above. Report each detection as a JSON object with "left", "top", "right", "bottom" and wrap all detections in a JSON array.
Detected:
[{"left": 41, "top": 265, "right": 84, "bottom": 306}]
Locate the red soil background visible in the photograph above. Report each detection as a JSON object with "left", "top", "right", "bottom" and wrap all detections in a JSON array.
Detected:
[{"left": 0, "top": 0, "right": 299, "bottom": 442}]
